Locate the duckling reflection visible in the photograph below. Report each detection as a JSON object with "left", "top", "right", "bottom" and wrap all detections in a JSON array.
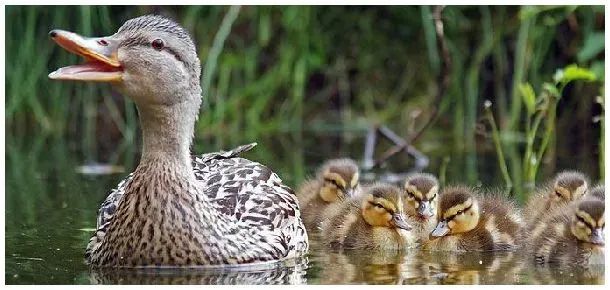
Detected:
[
  {"left": 87, "top": 258, "right": 308, "bottom": 284},
  {"left": 528, "top": 263, "right": 604, "bottom": 285},
  {"left": 318, "top": 248, "right": 406, "bottom": 284},
  {"left": 401, "top": 251, "right": 524, "bottom": 285}
]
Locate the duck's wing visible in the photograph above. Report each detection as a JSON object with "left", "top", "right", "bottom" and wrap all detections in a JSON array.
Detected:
[
  {"left": 92, "top": 143, "right": 257, "bottom": 229},
  {"left": 193, "top": 143, "right": 309, "bottom": 257},
  {"left": 88, "top": 143, "right": 308, "bottom": 260}
]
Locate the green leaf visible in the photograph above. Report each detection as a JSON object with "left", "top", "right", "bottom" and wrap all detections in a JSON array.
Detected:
[
  {"left": 589, "top": 60, "right": 605, "bottom": 80},
  {"left": 555, "top": 64, "right": 597, "bottom": 85},
  {"left": 519, "top": 83, "right": 536, "bottom": 115},
  {"left": 542, "top": 82, "right": 560, "bottom": 99},
  {"left": 577, "top": 32, "right": 605, "bottom": 63}
]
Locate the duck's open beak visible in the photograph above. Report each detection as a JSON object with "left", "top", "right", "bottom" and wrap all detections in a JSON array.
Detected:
[
  {"left": 48, "top": 29, "right": 122, "bottom": 82},
  {"left": 430, "top": 220, "right": 450, "bottom": 237}
]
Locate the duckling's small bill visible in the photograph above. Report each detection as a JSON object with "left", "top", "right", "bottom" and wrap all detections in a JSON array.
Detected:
[
  {"left": 418, "top": 201, "right": 434, "bottom": 218},
  {"left": 392, "top": 214, "right": 412, "bottom": 231},
  {"left": 431, "top": 220, "right": 449, "bottom": 237},
  {"left": 48, "top": 29, "right": 122, "bottom": 82},
  {"left": 591, "top": 228, "right": 604, "bottom": 245}
]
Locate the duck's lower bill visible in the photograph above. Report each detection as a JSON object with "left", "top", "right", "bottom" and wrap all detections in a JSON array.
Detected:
[{"left": 48, "top": 29, "right": 123, "bottom": 82}]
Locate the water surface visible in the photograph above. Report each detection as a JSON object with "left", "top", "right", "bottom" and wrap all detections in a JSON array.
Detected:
[{"left": 5, "top": 133, "right": 604, "bottom": 284}]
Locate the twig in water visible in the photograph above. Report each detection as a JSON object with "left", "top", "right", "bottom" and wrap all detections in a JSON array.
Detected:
[{"left": 372, "top": 5, "right": 451, "bottom": 168}]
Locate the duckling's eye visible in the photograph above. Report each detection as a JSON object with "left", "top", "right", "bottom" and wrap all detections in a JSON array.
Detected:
[
  {"left": 407, "top": 191, "right": 415, "bottom": 199},
  {"left": 151, "top": 39, "right": 165, "bottom": 50},
  {"left": 371, "top": 202, "right": 384, "bottom": 209},
  {"left": 576, "top": 216, "right": 588, "bottom": 226},
  {"left": 325, "top": 179, "right": 342, "bottom": 189},
  {"left": 555, "top": 190, "right": 563, "bottom": 198},
  {"left": 457, "top": 210, "right": 464, "bottom": 215}
]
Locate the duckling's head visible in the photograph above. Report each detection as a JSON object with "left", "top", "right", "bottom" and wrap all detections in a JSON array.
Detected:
[
  {"left": 403, "top": 173, "right": 439, "bottom": 219},
  {"left": 360, "top": 184, "right": 412, "bottom": 231},
  {"left": 318, "top": 159, "right": 360, "bottom": 202},
  {"left": 550, "top": 171, "right": 589, "bottom": 202},
  {"left": 430, "top": 186, "right": 480, "bottom": 237},
  {"left": 589, "top": 185, "right": 605, "bottom": 201},
  {"left": 49, "top": 15, "right": 201, "bottom": 107},
  {"left": 571, "top": 199, "right": 605, "bottom": 246}
]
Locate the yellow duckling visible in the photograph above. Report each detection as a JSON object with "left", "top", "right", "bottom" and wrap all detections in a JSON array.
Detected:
[
  {"left": 527, "top": 198, "right": 604, "bottom": 266},
  {"left": 523, "top": 171, "right": 589, "bottom": 231},
  {"left": 320, "top": 183, "right": 415, "bottom": 250},
  {"left": 296, "top": 158, "right": 360, "bottom": 231},
  {"left": 423, "top": 186, "right": 522, "bottom": 252},
  {"left": 402, "top": 173, "right": 439, "bottom": 241}
]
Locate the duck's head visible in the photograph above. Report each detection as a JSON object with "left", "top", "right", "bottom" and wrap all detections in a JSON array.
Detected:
[
  {"left": 430, "top": 186, "right": 480, "bottom": 237},
  {"left": 318, "top": 159, "right": 360, "bottom": 202},
  {"left": 571, "top": 199, "right": 605, "bottom": 246},
  {"left": 403, "top": 173, "right": 439, "bottom": 219},
  {"left": 589, "top": 185, "right": 605, "bottom": 201},
  {"left": 550, "top": 171, "right": 589, "bottom": 202},
  {"left": 49, "top": 15, "right": 201, "bottom": 107},
  {"left": 360, "top": 184, "right": 411, "bottom": 231}
]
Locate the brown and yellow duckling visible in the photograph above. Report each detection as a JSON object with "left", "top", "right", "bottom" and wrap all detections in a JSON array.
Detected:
[
  {"left": 402, "top": 173, "right": 440, "bottom": 241},
  {"left": 296, "top": 158, "right": 360, "bottom": 231},
  {"left": 423, "top": 186, "right": 522, "bottom": 252},
  {"left": 527, "top": 198, "right": 604, "bottom": 266},
  {"left": 523, "top": 171, "right": 589, "bottom": 231},
  {"left": 320, "top": 183, "right": 416, "bottom": 250}
]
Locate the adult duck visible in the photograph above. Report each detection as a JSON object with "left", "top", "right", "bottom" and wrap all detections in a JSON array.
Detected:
[{"left": 49, "top": 15, "right": 308, "bottom": 267}]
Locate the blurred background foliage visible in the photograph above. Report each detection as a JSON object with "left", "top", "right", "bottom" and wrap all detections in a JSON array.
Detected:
[{"left": 5, "top": 5, "right": 605, "bottom": 198}]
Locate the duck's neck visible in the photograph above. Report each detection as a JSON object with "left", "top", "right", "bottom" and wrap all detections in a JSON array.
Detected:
[{"left": 137, "top": 99, "right": 198, "bottom": 179}]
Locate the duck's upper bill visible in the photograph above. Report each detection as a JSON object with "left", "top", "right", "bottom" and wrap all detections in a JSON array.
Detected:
[{"left": 48, "top": 29, "right": 123, "bottom": 82}]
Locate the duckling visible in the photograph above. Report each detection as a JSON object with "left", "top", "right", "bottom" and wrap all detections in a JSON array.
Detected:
[
  {"left": 402, "top": 173, "right": 440, "bottom": 241},
  {"left": 423, "top": 186, "right": 522, "bottom": 252},
  {"left": 589, "top": 184, "right": 604, "bottom": 201},
  {"left": 320, "top": 183, "right": 416, "bottom": 250},
  {"left": 296, "top": 158, "right": 360, "bottom": 231},
  {"left": 523, "top": 171, "right": 590, "bottom": 232},
  {"left": 527, "top": 198, "right": 604, "bottom": 266}
]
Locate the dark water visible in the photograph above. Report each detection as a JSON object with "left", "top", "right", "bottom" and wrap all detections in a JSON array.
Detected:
[{"left": 4, "top": 133, "right": 604, "bottom": 284}]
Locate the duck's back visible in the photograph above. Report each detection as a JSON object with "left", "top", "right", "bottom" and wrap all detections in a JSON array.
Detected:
[{"left": 88, "top": 143, "right": 308, "bottom": 263}]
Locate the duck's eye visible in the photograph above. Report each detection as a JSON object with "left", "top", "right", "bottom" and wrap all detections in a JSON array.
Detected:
[{"left": 151, "top": 39, "right": 165, "bottom": 50}]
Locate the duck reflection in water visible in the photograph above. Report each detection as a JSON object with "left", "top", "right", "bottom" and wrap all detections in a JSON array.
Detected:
[{"left": 87, "top": 257, "right": 308, "bottom": 284}]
